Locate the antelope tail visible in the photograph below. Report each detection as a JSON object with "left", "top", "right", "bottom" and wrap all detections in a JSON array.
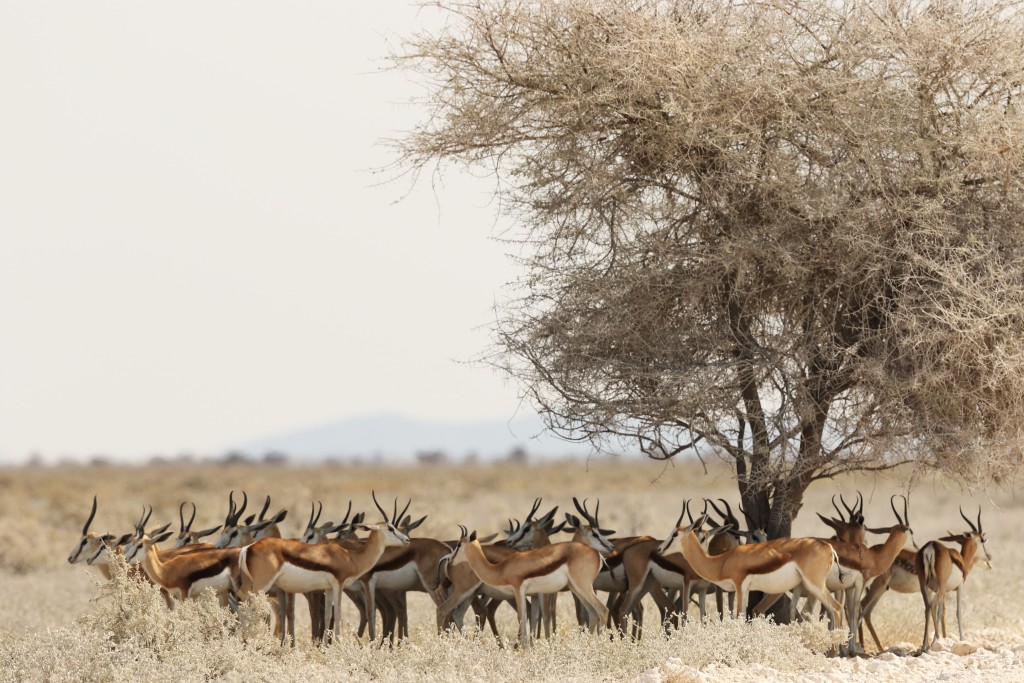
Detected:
[
  {"left": 233, "top": 544, "right": 251, "bottom": 594},
  {"left": 921, "top": 543, "right": 937, "bottom": 586}
]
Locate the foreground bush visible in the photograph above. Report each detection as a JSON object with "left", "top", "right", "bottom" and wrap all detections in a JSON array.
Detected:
[{"left": 0, "top": 555, "right": 846, "bottom": 682}]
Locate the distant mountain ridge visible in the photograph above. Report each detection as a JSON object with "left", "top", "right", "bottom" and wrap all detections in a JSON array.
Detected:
[{"left": 238, "top": 414, "right": 595, "bottom": 462}]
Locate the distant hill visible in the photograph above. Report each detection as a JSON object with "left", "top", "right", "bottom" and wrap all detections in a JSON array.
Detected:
[{"left": 237, "top": 414, "right": 597, "bottom": 463}]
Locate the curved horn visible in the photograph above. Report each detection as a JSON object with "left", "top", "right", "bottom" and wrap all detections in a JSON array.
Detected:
[
  {"left": 527, "top": 497, "right": 542, "bottom": 521},
  {"left": 187, "top": 502, "right": 197, "bottom": 531},
  {"left": 225, "top": 491, "right": 236, "bottom": 526},
  {"left": 573, "top": 497, "right": 597, "bottom": 526},
  {"left": 339, "top": 500, "right": 352, "bottom": 527},
  {"left": 372, "top": 491, "right": 389, "bottom": 522},
  {"left": 890, "top": 495, "right": 903, "bottom": 525},
  {"left": 83, "top": 495, "right": 98, "bottom": 535},
  {"left": 839, "top": 493, "right": 855, "bottom": 519},
  {"left": 179, "top": 502, "right": 187, "bottom": 532},
  {"left": 395, "top": 498, "right": 412, "bottom": 526},
  {"left": 977, "top": 507, "right": 983, "bottom": 534},
  {"left": 674, "top": 501, "right": 687, "bottom": 529},
  {"left": 831, "top": 495, "right": 845, "bottom": 521},
  {"left": 257, "top": 495, "right": 271, "bottom": 521},
  {"left": 856, "top": 491, "right": 865, "bottom": 516},
  {"left": 234, "top": 491, "right": 248, "bottom": 524},
  {"left": 719, "top": 499, "right": 739, "bottom": 526},
  {"left": 594, "top": 499, "right": 600, "bottom": 523},
  {"left": 706, "top": 498, "right": 727, "bottom": 524},
  {"left": 137, "top": 505, "right": 152, "bottom": 533},
  {"left": 959, "top": 506, "right": 978, "bottom": 532}
]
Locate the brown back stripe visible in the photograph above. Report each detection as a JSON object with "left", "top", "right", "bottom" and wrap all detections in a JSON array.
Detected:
[
  {"left": 283, "top": 549, "right": 336, "bottom": 575},
  {"left": 523, "top": 556, "right": 567, "bottom": 580},
  {"left": 185, "top": 557, "right": 231, "bottom": 585},
  {"left": 746, "top": 553, "right": 792, "bottom": 575},
  {"left": 371, "top": 549, "right": 415, "bottom": 574},
  {"left": 651, "top": 553, "right": 686, "bottom": 574}
]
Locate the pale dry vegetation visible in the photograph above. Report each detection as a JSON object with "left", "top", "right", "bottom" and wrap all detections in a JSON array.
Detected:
[{"left": 1, "top": 459, "right": 1022, "bottom": 681}]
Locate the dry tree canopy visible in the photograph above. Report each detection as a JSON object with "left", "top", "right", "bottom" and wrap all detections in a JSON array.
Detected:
[{"left": 397, "top": 0, "right": 1024, "bottom": 533}]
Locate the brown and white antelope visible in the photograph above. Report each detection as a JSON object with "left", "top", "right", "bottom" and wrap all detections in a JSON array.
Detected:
[
  {"left": 68, "top": 496, "right": 118, "bottom": 578},
  {"left": 695, "top": 499, "right": 767, "bottom": 620},
  {"left": 446, "top": 525, "right": 609, "bottom": 646},
  {"left": 236, "top": 492, "right": 410, "bottom": 644},
  {"left": 122, "top": 513, "right": 240, "bottom": 605},
  {"left": 566, "top": 497, "right": 651, "bottom": 636},
  {"left": 917, "top": 507, "right": 993, "bottom": 653},
  {"left": 661, "top": 502, "right": 844, "bottom": 628},
  {"left": 213, "top": 492, "right": 293, "bottom": 641}
]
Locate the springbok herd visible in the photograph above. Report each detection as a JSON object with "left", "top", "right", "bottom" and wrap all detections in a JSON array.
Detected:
[{"left": 67, "top": 490, "right": 992, "bottom": 656}]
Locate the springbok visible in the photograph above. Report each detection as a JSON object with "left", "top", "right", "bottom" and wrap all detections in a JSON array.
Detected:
[{"left": 236, "top": 492, "right": 410, "bottom": 644}]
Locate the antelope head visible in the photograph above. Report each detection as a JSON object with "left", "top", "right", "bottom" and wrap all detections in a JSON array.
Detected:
[
  {"left": 940, "top": 506, "right": 992, "bottom": 570},
  {"left": 68, "top": 495, "right": 103, "bottom": 564},
  {"left": 354, "top": 491, "right": 411, "bottom": 547},
  {"left": 865, "top": 494, "right": 916, "bottom": 549},
  {"left": 564, "top": 496, "right": 616, "bottom": 555},
  {"left": 174, "top": 502, "right": 221, "bottom": 548}
]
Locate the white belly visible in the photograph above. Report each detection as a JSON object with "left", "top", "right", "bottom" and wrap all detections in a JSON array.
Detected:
[
  {"left": 826, "top": 563, "right": 861, "bottom": 591},
  {"left": 188, "top": 568, "right": 232, "bottom": 598},
  {"left": 481, "top": 583, "right": 516, "bottom": 599},
  {"left": 943, "top": 570, "right": 965, "bottom": 592},
  {"left": 744, "top": 563, "right": 802, "bottom": 594},
  {"left": 650, "top": 563, "right": 689, "bottom": 590},
  {"left": 373, "top": 564, "right": 420, "bottom": 591},
  {"left": 594, "top": 570, "right": 625, "bottom": 593},
  {"left": 521, "top": 566, "right": 570, "bottom": 595},
  {"left": 889, "top": 567, "right": 919, "bottom": 594},
  {"left": 274, "top": 564, "right": 334, "bottom": 594}
]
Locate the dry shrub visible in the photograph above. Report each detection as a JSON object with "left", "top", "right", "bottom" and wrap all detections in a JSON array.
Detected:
[{"left": 0, "top": 556, "right": 843, "bottom": 682}]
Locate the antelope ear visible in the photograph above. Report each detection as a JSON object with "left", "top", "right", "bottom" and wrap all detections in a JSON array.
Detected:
[
  {"left": 864, "top": 526, "right": 893, "bottom": 534},
  {"left": 404, "top": 515, "right": 428, "bottom": 532},
  {"left": 476, "top": 532, "right": 499, "bottom": 544},
  {"left": 116, "top": 533, "right": 133, "bottom": 546},
  {"left": 151, "top": 522, "right": 172, "bottom": 536},
  {"left": 469, "top": 530, "right": 478, "bottom": 542},
  {"left": 938, "top": 534, "right": 964, "bottom": 542},
  {"left": 548, "top": 521, "right": 568, "bottom": 534},
  {"left": 271, "top": 510, "right": 288, "bottom": 524},
  {"left": 243, "top": 514, "right": 256, "bottom": 526},
  {"left": 599, "top": 528, "right": 616, "bottom": 536},
  {"left": 251, "top": 518, "right": 276, "bottom": 533},
  {"left": 154, "top": 530, "right": 175, "bottom": 545},
  {"left": 100, "top": 534, "right": 116, "bottom": 542},
  {"left": 817, "top": 513, "right": 840, "bottom": 530},
  {"left": 196, "top": 525, "right": 221, "bottom": 538},
  {"left": 352, "top": 512, "right": 366, "bottom": 525}
]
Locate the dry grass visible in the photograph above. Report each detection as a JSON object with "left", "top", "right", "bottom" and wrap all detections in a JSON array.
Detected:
[{"left": 1, "top": 458, "right": 1021, "bottom": 682}]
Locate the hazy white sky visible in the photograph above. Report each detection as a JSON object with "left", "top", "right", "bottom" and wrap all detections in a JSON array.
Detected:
[{"left": 0, "top": 2, "right": 526, "bottom": 461}]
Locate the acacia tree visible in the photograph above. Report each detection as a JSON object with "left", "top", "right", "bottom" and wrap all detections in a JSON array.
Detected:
[{"left": 398, "top": 0, "right": 1024, "bottom": 537}]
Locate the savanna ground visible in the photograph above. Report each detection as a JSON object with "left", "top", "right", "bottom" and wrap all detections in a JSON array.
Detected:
[{"left": 1, "top": 457, "right": 1022, "bottom": 682}]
